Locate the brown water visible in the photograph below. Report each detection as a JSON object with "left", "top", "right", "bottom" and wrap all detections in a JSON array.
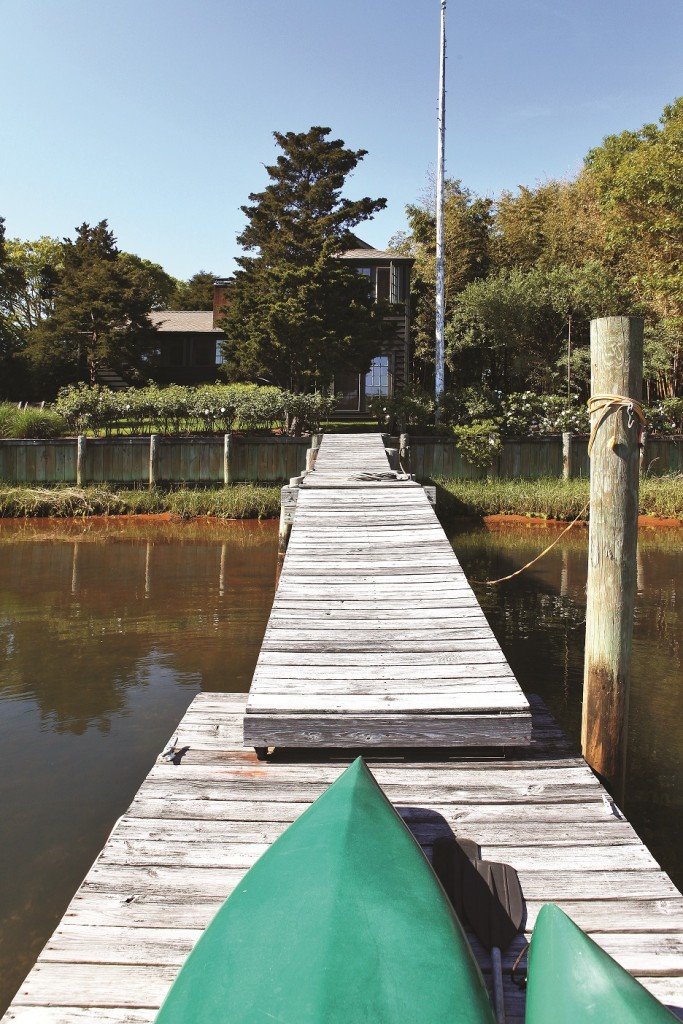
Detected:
[
  {"left": 0, "top": 517, "right": 681, "bottom": 1013},
  {"left": 0, "top": 519, "right": 278, "bottom": 1012},
  {"left": 449, "top": 521, "right": 683, "bottom": 897}
]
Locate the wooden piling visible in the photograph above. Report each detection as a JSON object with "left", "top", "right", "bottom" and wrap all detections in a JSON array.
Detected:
[
  {"left": 76, "top": 435, "right": 87, "bottom": 487},
  {"left": 305, "top": 433, "right": 322, "bottom": 472},
  {"left": 149, "top": 434, "right": 159, "bottom": 490},
  {"left": 562, "top": 431, "right": 574, "bottom": 480},
  {"left": 277, "top": 480, "right": 300, "bottom": 575},
  {"left": 399, "top": 432, "right": 411, "bottom": 475},
  {"left": 223, "top": 432, "right": 233, "bottom": 486},
  {"left": 582, "top": 316, "right": 643, "bottom": 793}
]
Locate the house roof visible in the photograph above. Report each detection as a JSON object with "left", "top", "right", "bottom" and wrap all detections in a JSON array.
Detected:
[
  {"left": 338, "top": 235, "right": 413, "bottom": 263},
  {"left": 149, "top": 310, "right": 223, "bottom": 334}
]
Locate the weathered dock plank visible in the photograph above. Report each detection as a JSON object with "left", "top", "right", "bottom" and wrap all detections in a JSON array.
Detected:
[
  {"left": 4, "top": 692, "right": 683, "bottom": 1023},
  {"left": 245, "top": 432, "right": 532, "bottom": 749}
]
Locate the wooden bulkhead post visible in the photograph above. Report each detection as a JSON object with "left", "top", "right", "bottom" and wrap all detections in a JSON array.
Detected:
[
  {"left": 582, "top": 316, "right": 643, "bottom": 793},
  {"left": 223, "top": 432, "right": 233, "bottom": 486},
  {"left": 76, "top": 435, "right": 87, "bottom": 487},
  {"left": 149, "top": 434, "right": 159, "bottom": 490}
]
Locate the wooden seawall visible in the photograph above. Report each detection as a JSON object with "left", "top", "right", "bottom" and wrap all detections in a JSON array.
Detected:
[{"left": 245, "top": 433, "right": 532, "bottom": 750}]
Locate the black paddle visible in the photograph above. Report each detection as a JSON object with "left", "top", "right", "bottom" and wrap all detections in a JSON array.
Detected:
[
  {"left": 462, "top": 859, "right": 525, "bottom": 1024},
  {"left": 431, "top": 839, "right": 525, "bottom": 1024}
]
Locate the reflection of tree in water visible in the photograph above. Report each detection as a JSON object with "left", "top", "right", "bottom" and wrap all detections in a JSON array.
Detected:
[{"left": 0, "top": 530, "right": 277, "bottom": 733}]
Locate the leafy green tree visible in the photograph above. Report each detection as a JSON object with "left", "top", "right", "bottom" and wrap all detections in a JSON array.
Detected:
[
  {"left": 585, "top": 98, "right": 683, "bottom": 318},
  {"left": 491, "top": 177, "right": 606, "bottom": 272},
  {"left": 391, "top": 180, "right": 492, "bottom": 385},
  {"left": 0, "top": 217, "right": 36, "bottom": 397},
  {"left": 220, "top": 126, "right": 389, "bottom": 391},
  {"left": 170, "top": 270, "right": 216, "bottom": 310},
  {"left": 3, "top": 236, "right": 62, "bottom": 334},
  {"left": 446, "top": 261, "right": 627, "bottom": 394},
  {"left": 585, "top": 98, "right": 683, "bottom": 396},
  {"left": 27, "top": 221, "right": 174, "bottom": 386}
]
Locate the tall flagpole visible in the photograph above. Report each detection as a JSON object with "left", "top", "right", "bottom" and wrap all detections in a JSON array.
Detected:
[{"left": 435, "top": 0, "right": 447, "bottom": 408}]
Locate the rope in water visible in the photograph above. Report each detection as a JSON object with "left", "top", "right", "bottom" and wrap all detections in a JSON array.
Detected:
[
  {"left": 471, "top": 502, "right": 590, "bottom": 586},
  {"left": 472, "top": 393, "right": 645, "bottom": 587}
]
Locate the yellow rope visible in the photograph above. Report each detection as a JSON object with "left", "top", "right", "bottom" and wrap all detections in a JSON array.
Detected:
[
  {"left": 472, "top": 502, "right": 589, "bottom": 587},
  {"left": 471, "top": 393, "right": 645, "bottom": 586},
  {"left": 587, "top": 393, "right": 646, "bottom": 456}
]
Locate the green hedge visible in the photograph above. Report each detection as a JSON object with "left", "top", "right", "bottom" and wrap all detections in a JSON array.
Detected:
[
  {"left": 370, "top": 387, "right": 683, "bottom": 439},
  {"left": 53, "top": 383, "right": 334, "bottom": 436}
]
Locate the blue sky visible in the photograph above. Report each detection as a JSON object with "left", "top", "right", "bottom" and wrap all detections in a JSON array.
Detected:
[{"left": 2, "top": 0, "right": 681, "bottom": 279}]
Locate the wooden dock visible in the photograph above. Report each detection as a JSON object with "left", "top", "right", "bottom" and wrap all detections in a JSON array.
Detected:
[
  {"left": 4, "top": 692, "right": 683, "bottom": 1022},
  {"left": 245, "top": 433, "right": 532, "bottom": 750},
  {"left": 4, "top": 430, "right": 683, "bottom": 1022}
]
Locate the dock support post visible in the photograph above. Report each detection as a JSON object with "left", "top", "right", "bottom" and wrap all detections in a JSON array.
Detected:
[
  {"left": 399, "top": 432, "right": 411, "bottom": 475},
  {"left": 582, "top": 316, "right": 643, "bottom": 793},
  {"left": 149, "top": 434, "right": 159, "bottom": 490},
  {"left": 76, "top": 435, "right": 87, "bottom": 487},
  {"left": 223, "top": 432, "right": 233, "bottom": 486},
  {"left": 562, "top": 431, "right": 574, "bottom": 480},
  {"left": 305, "top": 432, "right": 322, "bottom": 472},
  {"left": 277, "top": 478, "right": 300, "bottom": 576},
  {"left": 639, "top": 430, "right": 648, "bottom": 475}
]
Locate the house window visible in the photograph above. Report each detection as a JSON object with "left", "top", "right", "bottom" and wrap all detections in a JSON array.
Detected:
[
  {"left": 215, "top": 339, "right": 224, "bottom": 365},
  {"left": 365, "top": 355, "right": 390, "bottom": 399},
  {"left": 376, "top": 267, "right": 390, "bottom": 302},
  {"left": 390, "top": 263, "right": 403, "bottom": 303}
]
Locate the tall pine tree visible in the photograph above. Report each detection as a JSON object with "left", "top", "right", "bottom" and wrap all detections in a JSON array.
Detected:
[{"left": 221, "top": 127, "right": 389, "bottom": 391}]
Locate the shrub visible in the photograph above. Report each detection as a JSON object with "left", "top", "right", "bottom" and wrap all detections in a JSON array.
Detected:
[
  {"left": 281, "top": 391, "right": 335, "bottom": 435},
  {"left": 53, "top": 383, "right": 120, "bottom": 433},
  {"left": 647, "top": 397, "right": 683, "bottom": 435},
  {"left": 0, "top": 404, "right": 67, "bottom": 439},
  {"left": 501, "top": 392, "right": 589, "bottom": 436},
  {"left": 450, "top": 420, "right": 503, "bottom": 468},
  {"left": 369, "top": 386, "right": 435, "bottom": 433},
  {"left": 437, "top": 386, "right": 502, "bottom": 426},
  {"left": 51, "top": 383, "right": 330, "bottom": 436},
  {"left": 233, "top": 385, "right": 285, "bottom": 433}
]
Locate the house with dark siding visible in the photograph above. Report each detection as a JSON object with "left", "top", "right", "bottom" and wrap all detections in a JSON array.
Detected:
[{"left": 148, "top": 238, "right": 413, "bottom": 413}]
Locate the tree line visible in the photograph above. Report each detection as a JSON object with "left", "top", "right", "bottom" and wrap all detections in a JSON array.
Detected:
[
  {"left": 1, "top": 99, "right": 681, "bottom": 407},
  {"left": 393, "top": 97, "right": 683, "bottom": 403},
  {"left": 0, "top": 220, "right": 217, "bottom": 398}
]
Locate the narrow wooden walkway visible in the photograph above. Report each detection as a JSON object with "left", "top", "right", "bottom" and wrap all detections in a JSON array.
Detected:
[
  {"left": 5, "top": 692, "right": 683, "bottom": 1022},
  {"left": 245, "top": 433, "right": 532, "bottom": 749}
]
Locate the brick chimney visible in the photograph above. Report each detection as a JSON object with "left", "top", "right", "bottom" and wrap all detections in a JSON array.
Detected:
[{"left": 213, "top": 279, "right": 230, "bottom": 327}]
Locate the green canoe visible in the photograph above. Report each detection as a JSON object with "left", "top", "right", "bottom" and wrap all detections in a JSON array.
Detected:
[
  {"left": 526, "top": 903, "right": 679, "bottom": 1023},
  {"left": 155, "top": 757, "right": 495, "bottom": 1023}
]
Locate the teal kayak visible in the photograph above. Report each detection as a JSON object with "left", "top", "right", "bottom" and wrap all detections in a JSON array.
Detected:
[
  {"left": 526, "top": 903, "right": 679, "bottom": 1023},
  {"left": 155, "top": 757, "right": 495, "bottom": 1023}
]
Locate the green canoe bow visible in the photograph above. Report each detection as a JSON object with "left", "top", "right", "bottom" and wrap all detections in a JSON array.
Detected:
[
  {"left": 155, "top": 757, "right": 495, "bottom": 1023},
  {"left": 526, "top": 903, "right": 679, "bottom": 1023}
]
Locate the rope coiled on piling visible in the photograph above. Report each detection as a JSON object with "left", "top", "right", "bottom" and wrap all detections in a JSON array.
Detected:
[
  {"left": 587, "top": 394, "right": 646, "bottom": 456},
  {"left": 475, "top": 393, "right": 646, "bottom": 586}
]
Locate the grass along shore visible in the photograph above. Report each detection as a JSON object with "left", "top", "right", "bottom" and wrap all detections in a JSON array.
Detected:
[
  {"left": 0, "top": 476, "right": 680, "bottom": 521},
  {"left": 0, "top": 484, "right": 281, "bottom": 519},
  {"left": 435, "top": 475, "right": 683, "bottom": 522}
]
